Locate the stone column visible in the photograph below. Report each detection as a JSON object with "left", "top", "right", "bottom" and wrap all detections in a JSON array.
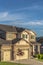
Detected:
[
  {"left": 33, "top": 45, "right": 35, "bottom": 55},
  {"left": 38, "top": 45, "right": 40, "bottom": 54},
  {"left": 29, "top": 45, "right": 31, "bottom": 59}
]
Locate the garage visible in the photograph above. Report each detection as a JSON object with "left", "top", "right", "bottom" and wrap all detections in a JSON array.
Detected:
[
  {"left": 16, "top": 49, "right": 29, "bottom": 60},
  {"left": 3, "top": 50, "right": 11, "bottom": 61}
]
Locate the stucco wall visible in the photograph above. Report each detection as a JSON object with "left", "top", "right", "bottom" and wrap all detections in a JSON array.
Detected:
[
  {"left": 27, "top": 30, "right": 36, "bottom": 42},
  {"left": 6, "top": 32, "right": 16, "bottom": 40},
  {"left": 13, "top": 39, "right": 29, "bottom": 60},
  {"left": 1, "top": 44, "right": 12, "bottom": 50}
]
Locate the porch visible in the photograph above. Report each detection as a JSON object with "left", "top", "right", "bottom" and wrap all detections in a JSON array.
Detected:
[{"left": 31, "top": 42, "right": 41, "bottom": 56}]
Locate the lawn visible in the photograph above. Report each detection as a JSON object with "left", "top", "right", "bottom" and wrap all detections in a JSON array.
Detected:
[
  {"left": 0, "top": 62, "right": 28, "bottom": 65},
  {"left": 38, "top": 59, "right": 43, "bottom": 62}
]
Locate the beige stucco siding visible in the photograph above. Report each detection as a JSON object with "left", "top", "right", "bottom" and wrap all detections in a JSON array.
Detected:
[
  {"left": 16, "top": 49, "right": 29, "bottom": 60},
  {"left": 30, "top": 34, "right": 36, "bottom": 42},
  {"left": 15, "top": 39, "right": 29, "bottom": 46},
  {"left": 13, "top": 39, "right": 29, "bottom": 60},
  {"left": 6, "top": 32, "right": 16, "bottom": 40},
  {"left": 1, "top": 44, "right": 12, "bottom": 50},
  {"left": 29, "top": 30, "right": 36, "bottom": 42}
]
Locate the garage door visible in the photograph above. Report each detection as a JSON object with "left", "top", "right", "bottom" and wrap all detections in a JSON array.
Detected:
[
  {"left": 16, "top": 49, "right": 29, "bottom": 60},
  {"left": 3, "top": 50, "right": 11, "bottom": 61}
]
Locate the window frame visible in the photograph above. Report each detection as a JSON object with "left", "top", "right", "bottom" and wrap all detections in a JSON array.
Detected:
[
  {"left": 22, "top": 34, "right": 28, "bottom": 39},
  {"left": 31, "top": 35, "right": 35, "bottom": 39}
]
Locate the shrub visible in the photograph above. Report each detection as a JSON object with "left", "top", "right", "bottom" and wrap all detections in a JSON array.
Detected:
[
  {"left": 37, "top": 54, "right": 40, "bottom": 59},
  {"left": 33, "top": 54, "right": 37, "bottom": 58},
  {"left": 40, "top": 54, "right": 43, "bottom": 59},
  {"left": 37, "top": 54, "right": 43, "bottom": 59}
]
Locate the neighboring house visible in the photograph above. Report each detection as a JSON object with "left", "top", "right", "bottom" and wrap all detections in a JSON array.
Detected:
[
  {"left": 36, "top": 37, "right": 43, "bottom": 54},
  {"left": 0, "top": 24, "right": 41, "bottom": 61}
]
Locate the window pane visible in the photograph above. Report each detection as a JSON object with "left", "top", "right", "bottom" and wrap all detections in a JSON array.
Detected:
[
  {"left": 31, "top": 35, "right": 34, "bottom": 39},
  {"left": 22, "top": 34, "right": 27, "bottom": 39},
  {"left": 26, "top": 35, "right": 27, "bottom": 38},
  {"left": 22, "top": 34, "right": 25, "bottom": 38}
]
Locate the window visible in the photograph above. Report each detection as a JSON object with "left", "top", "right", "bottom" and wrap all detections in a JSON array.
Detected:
[
  {"left": 7, "top": 33, "right": 13, "bottom": 38},
  {"left": 22, "top": 34, "right": 27, "bottom": 39},
  {"left": 17, "top": 49, "right": 24, "bottom": 56},
  {"left": 31, "top": 35, "right": 34, "bottom": 39},
  {"left": 26, "top": 35, "right": 27, "bottom": 38},
  {"left": 22, "top": 34, "right": 25, "bottom": 38}
]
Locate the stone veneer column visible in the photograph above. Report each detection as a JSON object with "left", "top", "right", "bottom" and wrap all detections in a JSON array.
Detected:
[
  {"left": 29, "top": 45, "right": 31, "bottom": 59},
  {"left": 38, "top": 45, "right": 40, "bottom": 54},
  {"left": 33, "top": 45, "right": 35, "bottom": 55}
]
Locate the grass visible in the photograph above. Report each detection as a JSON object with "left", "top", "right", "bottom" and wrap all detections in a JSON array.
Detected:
[
  {"left": 0, "top": 62, "right": 28, "bottom": 65},
  {"left": 35, "top": 58, "right": 43, "bottom": 62}
]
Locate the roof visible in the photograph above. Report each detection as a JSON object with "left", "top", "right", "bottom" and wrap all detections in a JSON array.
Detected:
[
  {"left": 0, "top": 38, "right": 12, "bottom": 45},
  {"left": 25, "top": 29, "right": 36, "bottom": 35},
  {"left": 36, "top": 37, "right": 43, "bottom": 43},
  {"left": 16, "top": 27, "right": 25, "bottom": 33},
  {"left": 31, "top": 42, "right": 41, "bottom": 45},
  {"left": 16, "top": 27, "right": 36, "bottom": 35},
  {"left": 12, "top": 38, "right": 29, "bottom": 44},
  {"left": 0, "top": 24, "right": 17, "bottom": 32},
  {"left": 0, "top": 24, "right": 36, "bottom": 35},
  {"left": 0, "top": 38, "right": 29, "bottom": 45}
]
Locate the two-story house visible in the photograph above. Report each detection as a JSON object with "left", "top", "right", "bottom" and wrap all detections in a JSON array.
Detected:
[{"left": 0, "top": 24, "right": 41, "bottom": 61}]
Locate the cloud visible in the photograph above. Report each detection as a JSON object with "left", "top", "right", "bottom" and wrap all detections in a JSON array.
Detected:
[
  {"left": 0, "top": 12, "right": 43, "bottom": 27},
  {"left": 27, "top": 21, "right": 43, "bottom": 25},
  {"left": 13, "top": 5, "right": 43, "bottom": 12},
  {"left": 0, "top": 12, "right": 24, "bottom": 21},
  {"left": 9, "top": 20, "right": 43, "bottom": 26},
  {"left": 0, "top": 12, "right": 8, "bottom": 18},
  {"left": 40, "top": 30, "right": 43, "bottom": 32}
]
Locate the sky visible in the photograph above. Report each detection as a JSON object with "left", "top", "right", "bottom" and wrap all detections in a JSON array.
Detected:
[{"left": 0, "top": 0, "right": 43, "bottom": 37}]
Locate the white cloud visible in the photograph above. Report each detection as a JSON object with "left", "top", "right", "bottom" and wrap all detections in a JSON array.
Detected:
[
  {"left": 0, "top": 12, "right": 8, "bottom": 19},
  {"left": 0, "top": 12, "right": 43, "bottom": 26},
  {"left": 28, "top": 21, "right": 43, "bottom": 25},
  {"left": 0, "top": 12, "right": 24, "bottom": 21},
  {"left": 14, "top": 5, "right": 43, "bottom": 12},
  {"left": 9, "top": 20, "right": 43, "bottom": 26}
]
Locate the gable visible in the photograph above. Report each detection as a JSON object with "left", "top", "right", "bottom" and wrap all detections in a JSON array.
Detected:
[
  {"left": 21, "top": 31, "right": 30, "bottom": 42},
  {"left": 29, "top": 30, "right": 36, "bottom": 36},
  {"left": 15, "top": 39, "right": 29, "bottom": 46}
]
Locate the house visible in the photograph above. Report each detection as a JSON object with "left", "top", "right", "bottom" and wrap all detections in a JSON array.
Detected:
[
  {"left": 0, "top": 24, "right": 41, "bottom": 61},
  {"left": 36, "top": 37, "right": 43, "bottom": 54}
]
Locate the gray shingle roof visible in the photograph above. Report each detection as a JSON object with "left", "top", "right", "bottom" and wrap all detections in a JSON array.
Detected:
[
  {"left": 0, "top": 38, "right": 12, "bottom": 45},
  {"left": 0, "top": 24, "right": 17, "bottom": 32}
]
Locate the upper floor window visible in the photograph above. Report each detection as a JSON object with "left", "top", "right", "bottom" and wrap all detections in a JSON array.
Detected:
[
  {"left": 31, "top": 35, "right": 34, "bottom": 39},
  {"left": 22, "top": 34, "right": 27, "bottom": 39}
]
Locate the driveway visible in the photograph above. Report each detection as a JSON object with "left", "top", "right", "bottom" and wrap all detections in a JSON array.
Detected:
[{"left": 14, "top": 59, "right": 43, "bottom": 65}]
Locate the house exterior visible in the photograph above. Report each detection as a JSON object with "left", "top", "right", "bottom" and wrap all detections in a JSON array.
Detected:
[
  {"left": 0, "top": 24, "right": 41, "bottom": 61},
  {"left": 36, "top": 37, "right": 43, "bottom": 54}
]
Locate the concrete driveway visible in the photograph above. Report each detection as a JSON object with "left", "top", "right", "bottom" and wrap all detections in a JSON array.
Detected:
[{"left": 14, "top": 59, "right": 43, "bottom": 65}]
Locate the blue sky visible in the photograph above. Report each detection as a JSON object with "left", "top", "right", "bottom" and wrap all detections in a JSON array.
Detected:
[{"left": 0, "top": 0, "right": 43, "bottom": 37}]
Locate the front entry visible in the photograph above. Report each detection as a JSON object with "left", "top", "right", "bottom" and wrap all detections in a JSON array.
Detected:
[
  {"left": 3, "top": 50, "right": 11, "bottom": 61},
  {"left": 32, "top": 44, "right": 41, "bottom": 56},
  {"left": 16, "top": 49, "right": 29, "bottom": 60},
  {"left": 35, "top": 45, "right": 38, "bottom": 54}
]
